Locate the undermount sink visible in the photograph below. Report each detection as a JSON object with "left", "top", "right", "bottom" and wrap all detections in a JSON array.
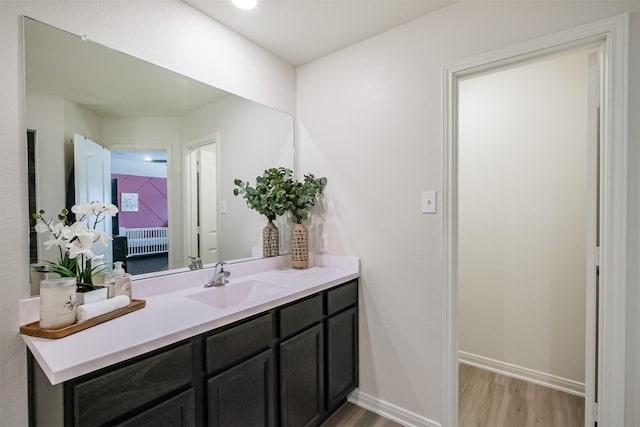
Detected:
[{"left": 186, "top": 280, "right": 290, "bottom": 309}]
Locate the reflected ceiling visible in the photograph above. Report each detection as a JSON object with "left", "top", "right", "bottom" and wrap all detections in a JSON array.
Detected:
[{"left": 25, "top": 19, "right": 229, "bottom": 117}]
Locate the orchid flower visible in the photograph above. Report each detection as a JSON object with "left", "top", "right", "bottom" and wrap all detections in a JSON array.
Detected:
[
  {"left": 32, "top": 201, "right": 119, "bottom": 288},
  {"left": 66, "top": 233, "right": 95, "bottom": 259},
  {"left": 34, "top": 222, "right": 51, "bottom": 234},
  {"left": 71, "top": 203, "right": 94, "bottom": 217},
  {"left": 93, "top": 230, "right": 113, "bottom": 246}
]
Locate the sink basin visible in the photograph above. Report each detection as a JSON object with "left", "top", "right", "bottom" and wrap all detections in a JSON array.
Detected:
[{"left": 186, "top": 280, "right": 289, "bottom": 309}]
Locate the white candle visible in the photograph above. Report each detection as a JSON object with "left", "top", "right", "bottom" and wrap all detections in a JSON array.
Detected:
[{"left": 39, "top": 277, "right": 77, "bottom": 329}]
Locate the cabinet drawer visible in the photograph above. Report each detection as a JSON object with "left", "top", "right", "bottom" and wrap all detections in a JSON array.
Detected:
[
  {"left": 326, "top": 280, "right": 358, "bottom": 315},
  {"left": 72, "top": 343, "right": 193, "bottom": 427},
  {"left": 279, "top": 294, "right": 323, "bottom": 339},
  {"left": 206, "top": 313, "right": 272, "bottom": 373}
]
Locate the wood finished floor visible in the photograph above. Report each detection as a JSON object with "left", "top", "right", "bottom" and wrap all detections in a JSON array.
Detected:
[
  {"left": 459, "top": 364, "right": 584, "bottom": 427},
  {"left": 321, "top": 402, "right": 403, "bottom": 427}
]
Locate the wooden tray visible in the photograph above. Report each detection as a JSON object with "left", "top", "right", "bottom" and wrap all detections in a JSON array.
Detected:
[{"left": 20, "top": 299, "right": 146, "bottom": 339}]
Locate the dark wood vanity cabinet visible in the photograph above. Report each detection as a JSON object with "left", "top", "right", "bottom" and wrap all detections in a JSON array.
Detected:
[{"left": 29, "top": 279, "right": 358, "bottom": 427}]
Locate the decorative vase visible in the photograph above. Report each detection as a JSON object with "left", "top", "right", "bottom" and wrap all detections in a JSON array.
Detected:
[
  {"left": 263, "top": 221, "right": 280, "bottom": 258},
  {"left": 291, "top": 223, "right": 309, "bottom": 270}
]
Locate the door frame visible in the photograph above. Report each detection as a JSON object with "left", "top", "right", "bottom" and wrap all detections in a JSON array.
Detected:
[
  {"left": 442, "top": 14, "right": 628, "bottom": 427},
  {"left": 183, "top": 134, "right": 219, "bottom": 264}
]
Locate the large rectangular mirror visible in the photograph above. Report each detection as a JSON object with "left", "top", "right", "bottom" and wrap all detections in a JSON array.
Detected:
[{"left": 24, "top": 16, "right": 294, "bottom": 291}]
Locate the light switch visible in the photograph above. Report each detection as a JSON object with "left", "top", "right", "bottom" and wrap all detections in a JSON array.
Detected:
[
  {"left": 421, "top": 191, "right": 437, "bottom": 214},
  {"left": 220, "top": 200, "right": 228, "bottom": 214}
]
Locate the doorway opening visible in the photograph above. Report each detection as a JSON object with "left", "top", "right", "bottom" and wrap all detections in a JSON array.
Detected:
[
  {"left": 456, "top": 47, "right": 598, "bottom": 426},
  {"left": 442, "top": 15, "right": 629, "bottom": 427},
  {"left": 111, "top": 149, "right": 169, "bottom": 275},
  {"left": 185, "top": 138, "right": 219, "bottom": 265},
  {"left": 27, "top": 129, "right": 38, "bottom": 265}
]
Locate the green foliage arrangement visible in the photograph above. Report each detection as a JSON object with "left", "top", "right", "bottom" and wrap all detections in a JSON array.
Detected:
[
  {"left": 234, "top": 167, "right": 327, "bottom": 225},
  {"left": 287, "top": 173, "right": 327, "bottom": 224},
  {"left": 233, "top": 167, "right": 293, "bottom": 222}
]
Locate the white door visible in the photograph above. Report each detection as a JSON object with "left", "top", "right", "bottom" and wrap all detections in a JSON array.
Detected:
[
  {"left": 198, "top": 145, "right": 218, "bottom": 263},
  {"left": 74, "top": 134, "right": 112, "bottom": 267}
]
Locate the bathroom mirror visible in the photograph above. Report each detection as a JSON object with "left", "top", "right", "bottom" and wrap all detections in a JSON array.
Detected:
[{"left": 24, "top": 16, "right": 294, "bottom": 292}]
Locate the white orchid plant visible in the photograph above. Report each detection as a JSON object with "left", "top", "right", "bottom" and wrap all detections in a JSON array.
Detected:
[{"left": 33, "top": 201, "right": 118, "bottom": 291}]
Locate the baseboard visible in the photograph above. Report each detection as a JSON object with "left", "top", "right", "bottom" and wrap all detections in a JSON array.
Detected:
[
  {"left": 458, "top": 351, "right": 585, "bottom": 397},
  {"left": 348, "top": 389, "right": 441, "bottom": 427}
]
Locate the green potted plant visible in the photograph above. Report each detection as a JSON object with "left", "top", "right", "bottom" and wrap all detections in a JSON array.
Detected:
[
  {"left": 234, "top": 167, "right": 293, "bottom": 257},
  {"left": 285, "top": 173, "right": 327, "bottom": 269}
]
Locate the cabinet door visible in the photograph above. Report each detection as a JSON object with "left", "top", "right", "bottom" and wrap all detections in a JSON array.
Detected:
[
  {"left": 280, "top": 324, "right": 324, "bottom": 427},
  {"left": 207, "top": 349, "right": 275, "bottom": 427},
  {"left": 326, "top": 307, "right": 358, "bottom": 410},
  {"left": 116, "top": 388, "right": 196, "bottom": 427}
]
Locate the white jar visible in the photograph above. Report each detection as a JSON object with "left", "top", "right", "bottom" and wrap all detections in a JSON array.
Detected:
[{"left": 39, "top": 277, "right": 77, "bottom": 329}]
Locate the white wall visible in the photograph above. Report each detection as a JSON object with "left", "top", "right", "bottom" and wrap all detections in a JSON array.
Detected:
[
  {"left": 26, "top": 92, "right": 66, "bottom": 254},
  {"left": 458, "top": 52, "right": 588, "bottom": 384},
  {"left": 0, "top": 1, "right": 295, "bottom": 425},
  {"left": 181, "top": 95, "right": 295, "bottom": 260},
  {"left": 297, "top": 2, "right": 640, "bottom": 425},
  {"left": 26, "top": 92, "right": 103, "bottom": 267},
  {"left": 63, "top": 98, "right": 103, "bottom": 171},
  {"left": 111, "top": 158, "right": 167, "bottom": 179}
]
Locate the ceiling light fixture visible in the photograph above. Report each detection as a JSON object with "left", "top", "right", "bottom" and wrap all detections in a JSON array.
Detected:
[{"left": 232, "top": 0, "right": 257, "bottom": 10}]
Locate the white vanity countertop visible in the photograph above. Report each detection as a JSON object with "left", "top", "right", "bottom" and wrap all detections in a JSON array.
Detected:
[{"left": 20, "top": 255, "right": 359, "bottom": 385}]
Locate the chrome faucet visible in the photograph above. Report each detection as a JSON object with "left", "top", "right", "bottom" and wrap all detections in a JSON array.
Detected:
[
  {"left": 188, "top": 256, "right": 203, "bottom": 270},
  {"left": 205, "top": 261, "right": 230, "bottom": 287}
]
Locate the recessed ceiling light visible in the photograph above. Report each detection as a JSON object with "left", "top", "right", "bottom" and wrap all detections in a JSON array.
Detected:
[{"left": 232, "top": 0, "right": 257, "bottom": 10}]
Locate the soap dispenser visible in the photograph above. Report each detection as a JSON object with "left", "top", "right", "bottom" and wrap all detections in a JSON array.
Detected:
[
  {"left": 112, "top": 261, "right": 132, "bottom": 299},
  {"left": 108, "top": 262, "right": 126, "bottom": 298},
  {"left": 112, "top": 261, "right": 125, "bottom": 277}
]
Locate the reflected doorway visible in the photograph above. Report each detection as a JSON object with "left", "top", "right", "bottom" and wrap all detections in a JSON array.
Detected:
[
  {"left": 185, "top": 139, "right": 219, "bottom": 265},
  {"left": 111, "top": 150, "right": 169, "bottom": 275}
]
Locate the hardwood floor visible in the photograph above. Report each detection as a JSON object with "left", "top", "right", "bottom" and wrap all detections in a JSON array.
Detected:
[
  {"left": 459, "top": 364, "right": 584, "bottom": 427},
  {"left": 321, "top": 402, "right": 403, "bottom": 427}
]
